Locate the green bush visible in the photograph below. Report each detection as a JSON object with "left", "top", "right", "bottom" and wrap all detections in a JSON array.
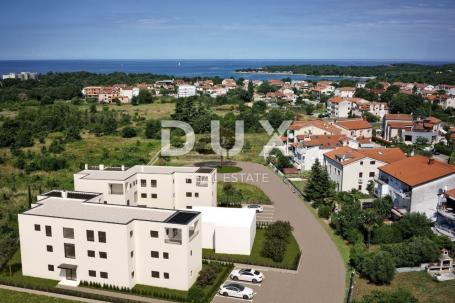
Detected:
[
  {"left": 265, "top": 221, "right": 293, "bottom": 242},
  {"left": 122, "top": 127, "right": 137, "bottom": 138},
  {"left": 356, "top": 288, "right": 417, "bottom": 303},
  {"left": 381, "top": 237, "right": 440, "bottom": 267},
  {"left": 318, "top": 204, "right": 331, "bottom": 219},
  {"left": 345, "top": 228, "right": 364, "bottom": 244},
  {"left": 361, "top": 251, "right": 395, "bottom": 284},
  {"left": 371, "top": 224, "right": 403, "bottom": 244},
  {"left": 196, "top": 263, "right": 219, "bottom": 286},
  {"left": 188, "top": 286, "right": 205, "bottom": 303},
  {"left": 261, "top": 238, "right": 286, "bottom": 262}
]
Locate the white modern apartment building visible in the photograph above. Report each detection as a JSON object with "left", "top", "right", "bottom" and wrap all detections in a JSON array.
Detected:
[
  {"left": 2, "top": 71, "right": 37, "bottom": 80},
  {"left": 74, "top": 165, "right": 217, "bottom": 209},
  {"left": 177, "top": 85, "right": 197, "bottom": 98},
  {"left": 19, "top": 190, "right": 202, "bottom": 290}
]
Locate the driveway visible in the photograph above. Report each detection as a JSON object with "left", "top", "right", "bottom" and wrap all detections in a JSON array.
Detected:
[{"left": 216, "top": 162, "right": 346, "bottom": 303}]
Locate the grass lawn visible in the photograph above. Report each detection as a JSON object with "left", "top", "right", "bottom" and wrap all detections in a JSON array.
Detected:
[
  {"left": 352, "top": 271, "right": 455, "bottom": 303},
  {"left": 0, "top": 249, "right": 58, "bottom": 288},
  {"left": 0, "top": 288, "right": 78, "bottom": 303},
  {"left": 217, "top": 182, "right": 272, "bottom": 205},
  {"left": 203, "top": 228, "right": 301, "bottom": 269},
  {"left": 216, "top": 166, "right": 242, "bottom": 173}
]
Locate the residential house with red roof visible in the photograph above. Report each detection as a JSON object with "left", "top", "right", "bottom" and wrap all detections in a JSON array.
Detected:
[
  {"left": 381, "top": 114, "right": 442, "bottom": 144},
  {"left": 324, "top": 146, "right": 406, "bottom": 193},
  {"left": 334, "top": 119, "right": 373, "bottom": 141},
  {"left": 376, "top": 156, "right": 455, "bottom": 224}
]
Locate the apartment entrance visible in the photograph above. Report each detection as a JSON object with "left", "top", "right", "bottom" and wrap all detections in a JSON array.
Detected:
[{"left": 58, "top": 263, "right": 77, "bottom": 281}]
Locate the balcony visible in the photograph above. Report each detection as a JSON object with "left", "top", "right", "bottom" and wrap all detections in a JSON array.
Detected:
[{"left": 165, "top": 228, "right": 182, "bottom": 245}]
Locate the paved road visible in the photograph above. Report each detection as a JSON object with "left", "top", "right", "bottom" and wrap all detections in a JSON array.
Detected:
[{"left": 216, "top": 162, "right": 346, "bottom": 303}]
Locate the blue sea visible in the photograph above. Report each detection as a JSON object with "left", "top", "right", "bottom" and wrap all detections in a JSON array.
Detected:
[{"left": 0, "top": 59, "right": 452, "bottom": 81}]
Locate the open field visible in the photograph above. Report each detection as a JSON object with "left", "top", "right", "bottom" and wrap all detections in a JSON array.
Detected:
[
  {"left": 217, "top": 182, "right": 272, "bottom": 205},
  {"left": 352, "top": 271, "right": 455, "bottom": 303}
]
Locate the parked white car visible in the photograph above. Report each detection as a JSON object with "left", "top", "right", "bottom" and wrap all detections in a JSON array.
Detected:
[
  {"left": 219, "top": 283, "right": 255, "bottom": 300},
  {"left": 247, "top": 204, "right": 263, "bottom": 213},
  {"left": 230, "top": 268, "right": 264, "bottom": 283}
]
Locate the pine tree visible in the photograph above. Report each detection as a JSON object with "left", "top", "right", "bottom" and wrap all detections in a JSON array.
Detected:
[{"left": 304, "top": 159, "right": 335, "bottom": 205}]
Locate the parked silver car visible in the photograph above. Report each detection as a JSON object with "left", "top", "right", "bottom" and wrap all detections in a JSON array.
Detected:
[
  {"left": 230, "top": 268, "right": 264, "bottom": 283},
  {"left": 219, "top": 282, "right": 255, "bottom": 299}
]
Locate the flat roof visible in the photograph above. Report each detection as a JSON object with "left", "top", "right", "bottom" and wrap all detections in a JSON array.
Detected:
[
  {"left": 192, "top": 206, "right": 255, "bottom": 228},
  {"left": 76, "top": 165, "right": 211, "bottom": 181},
  {"left": 23, "top": 197, "right": 199, "bottom": 225}
]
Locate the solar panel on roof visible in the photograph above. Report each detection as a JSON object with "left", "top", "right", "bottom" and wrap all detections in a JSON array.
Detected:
[{"left": 166, "top": 211, "right": 198, "bottom": 225}]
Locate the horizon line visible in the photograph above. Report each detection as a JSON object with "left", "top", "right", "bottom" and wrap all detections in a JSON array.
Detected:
[{"left": 0, "top": 58, "right": 454, "bottom": 62}]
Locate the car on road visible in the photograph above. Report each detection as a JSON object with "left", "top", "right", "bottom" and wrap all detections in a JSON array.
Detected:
[
  {"left": 247, "top": 204, "right": 263, "bottom": 213},
  {"left": 230, "top": 268, "right": 264, "bottom": 283},
  {"left": 219, "top": 283, "right": 255, "bottom": 300}
]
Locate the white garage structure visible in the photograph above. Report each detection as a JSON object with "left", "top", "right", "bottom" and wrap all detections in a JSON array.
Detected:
[{"left": 192, "top": 206, "right": 256, "bottom": 255}]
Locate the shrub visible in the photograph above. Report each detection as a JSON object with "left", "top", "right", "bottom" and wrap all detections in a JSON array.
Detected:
[
  {"left": 395, "top": 213, "right": 432, "bottom": 240},
  {"left": 371, "top": 224, "right": 403, "bottom": 244},
  {"left": 122, "top": 127, "right": 137, "bottom": 138},
  {"left": 345, "top": 228, "right": 364, "bottom": 244},
  {"left": 196, "top": 264, "right": 219, "bottom": 286},
  {"left": 361, "top": 251, "right": 395, "bottom": 284},
  {"left": 350, "top": 242, "right": 367, "bottom": 269},
  {"left": 381, "top": 237, "right": 440, "bottom": 267},
  {"left": 261, "top": 238, "right": 286, "bottom": 262},
  {"left": 318, "top": 204, "right": 331, "bottom": 219},
  {"left": 265, "top": 221, "right": 293, "bottom": 242}
]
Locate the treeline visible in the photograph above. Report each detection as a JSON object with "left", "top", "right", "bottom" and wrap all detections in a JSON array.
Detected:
[{"left": 237, "top": 64, "right": 455, "bottom": 85}]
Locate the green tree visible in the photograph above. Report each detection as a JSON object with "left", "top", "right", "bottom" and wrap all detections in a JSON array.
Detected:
[
  {"left": 361, "top": 209, "right": 381, "bottom": 247},
  {"left": 361, "top": 251, "right": 395, "bottom": 284},
  {"left": 122, "top": 127, "right": 137, "bottom": 138},
  {"left": 304, "top": 159, "right": 335, "bottom": 205},
  {"left": 145, "top": 120, "right": 161, "bottom": 139}
]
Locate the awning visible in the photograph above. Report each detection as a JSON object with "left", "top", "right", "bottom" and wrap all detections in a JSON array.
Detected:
[{"left": 58, "top": 263, "right": 77, "bottom": 270}]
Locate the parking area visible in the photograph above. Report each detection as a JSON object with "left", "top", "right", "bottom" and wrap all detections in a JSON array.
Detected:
[
  {"left": 212, "top": 267, "right": 266, "bottom": 303},
  {"left": 242, "top": 204, "right": 275, "bottom": 223}
]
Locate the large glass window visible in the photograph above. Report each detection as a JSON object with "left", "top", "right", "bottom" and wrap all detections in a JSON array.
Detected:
[
  {"left": 64, "top": 243, "right": 76, "bottom": 259},
  {"left": 109, "top": 183, "right": 124, "bottom": 195},
  {"left": 63, "top": 228, "right": 74, "bottom": 239}
]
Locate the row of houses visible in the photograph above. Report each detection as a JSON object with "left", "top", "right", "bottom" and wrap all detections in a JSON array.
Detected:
[
  {"left": 327, "top": 96, "right": 389, "bottom": 119},
  {"left": 19, "top": 165, "right": 257, "bottom": 290}
]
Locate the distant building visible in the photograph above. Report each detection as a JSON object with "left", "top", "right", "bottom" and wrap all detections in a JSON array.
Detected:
[
  {"left": 334, "top": 87, "right": 356, "bottom": 98},
  {"left": 381, "top": 114, "right": 442, "bottom": 144},
  {"left": 334, "top": 119, "right": 373, "bottom": 140},
  {"left": 177, "top": 85, "right": 197, "bottom": 98},
  {"left": 2, "top": 72, "right": 37, "bottom": 80}
]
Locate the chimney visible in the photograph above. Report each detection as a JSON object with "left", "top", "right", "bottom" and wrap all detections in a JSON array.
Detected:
[
  {"left": 99, "top": 164, "right": 105, "bottom": 170},
  {"left": 84, "top": 163, "right": 88, "bottom": 170},
  {"left": 428, "top": 158, "right": 434, "bottom": 165}
]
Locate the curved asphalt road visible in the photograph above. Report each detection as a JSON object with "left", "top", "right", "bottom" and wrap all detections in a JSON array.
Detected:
[{"left": 218, "top": 161, "right": 345, "bottom": 303}]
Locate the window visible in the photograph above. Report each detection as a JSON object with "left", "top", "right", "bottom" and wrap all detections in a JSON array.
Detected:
[
  {"left": 358, "top": 185, "right": 362, "bottom": 190},
  {"left": 64, "top": 243, "right": 76, "bottom": 259},
  {"left": 130, "top": 230, "right": 133, "bottom": 238},
  {"left": 87, "top": 250, "right": 95, "bottom": 257},
  {"left": 109, "top": 183, "right": 123, "bottom": 195},
  {"left": 164, "top": 272, "right": 169, "bottom": 279},
  {"left": 99, "top": 251, "right": 107, "bottom": 259},
  {"left": 98, "top": 231, "right": 106, "bottom": 243},
  {"left": 360, "top": 161, "right": 363, "bottom": 165},
  {"left": 359, "top": 172, "right": 363, "bottom": 178},
  {"left": 163, "top": 252, "right": 169, "bottom": 259},
  {"left": 131, "top": 251, "right": 134, "bottom": 258},
  {"left": 150, "top": 230, "right": 158, "bottom": 238},
  {"left": 86, "top": 230, "right": 94, "bottom": 242},
  {"left": 131, "top": 271, "right": 135, "bottom": 278},
  {"left": 88, "top": 270, "right": 96, "bottom": 277},
  {"left": 369, "top": 172, "right": 375, "bottom": 177},
  {"left": 186, "top": 178, "right": 192, "bottom": 184},
  {"left": 150, "top": 180, "right": 157, "bottom": 188},
  {"left": 151, "top": 271, "right": 160, "bottom": 278},
  {"left": 151, "top": 251, "right": 159, "bottom": 258},
  {"left": 186, "top": 192, "right": 192, "bottom": 197},
  {"left": 63, "top": 228, "right": 74, "bottom": 239},
  {"left": 141, "top": 193, "right": 147, "bottom": 198},
  {"left": 370, "top": 161, "right": 376, "bottom": 165},
  {"left": 46, "top": 245, "right": 53, "bottom": 252},
  {"left": 141, "top": 179, "right": 146, "bottom": 187},
  {"left": 196, "top": 176, "right": 209, "bottom": 187},
  {"left": 34, "top": 224, "right": 41, "bottom": 231},
  {"left": 48, "top": 265, "right": 54, "bottom": 271},
  {"left": 195, "top": 193, "right": 199, "bottom": 198},
  {"left": 151, "top": 193, "right": 157, "bottom": 199},
  {"left": 100, "top": 272, "right": 108, "bottom": 279},
  {"left": 45, "top": 225, "right": 52, "bottom": 237},
  {"left": 190, "top": 250, "right": 192, "bottom": 256}
]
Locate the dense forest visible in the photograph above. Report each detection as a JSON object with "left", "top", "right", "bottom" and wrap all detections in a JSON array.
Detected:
[{"left": 236, "top": 63, "right": 455, "bottom": 85}]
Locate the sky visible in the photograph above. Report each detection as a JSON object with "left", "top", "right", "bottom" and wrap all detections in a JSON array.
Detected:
[{"left": 1, "top": 0, "right": 455, "bottom": 60}]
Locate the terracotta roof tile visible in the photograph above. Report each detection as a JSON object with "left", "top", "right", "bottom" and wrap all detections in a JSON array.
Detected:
[
  {"left": 384, "top": 114, "right": 413, "bottom": 121},
  {"left": 379, "top": 155, "right": 455, "bottom": 187},
  {"left": 335, "top": 120, "right": 372, "bottom": 130},
  {"left": 324, "top": 147, "right": 405, "bottom": 166}
]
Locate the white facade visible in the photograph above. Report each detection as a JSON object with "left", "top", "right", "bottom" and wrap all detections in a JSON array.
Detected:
[
  {"left": 178, "top": 85, "right": 197, "bottom": 98},
  {"left": 334, "top": 87, "right": 356, "bottom": 98},
  {"left": 19, "top": 190, "right": 202, "bottom": 290},
  {"left": 327, "top": 99, "right": 352, "bottom": 118},
  {"left": 74, "top": 165, "right": 217, "bottom": 209},
  {"left": 192, "top": 206, "right": 256, "bottom": 255},
  {"left": 294, "top": 146, "right": 335, "bottom": 171}
]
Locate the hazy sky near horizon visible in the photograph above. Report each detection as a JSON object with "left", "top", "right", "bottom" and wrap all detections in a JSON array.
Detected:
[{"left": 1, "top": 0, "right": 455, "bottom": 60}]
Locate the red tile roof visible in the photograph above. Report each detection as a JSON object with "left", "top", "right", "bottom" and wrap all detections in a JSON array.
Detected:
[
  {"left": 300, "top": 135, "right": 347, "bottom": 149},
  {"left": 324, "top": 147, "right": 405, "bottom": 166},
  {"left": 335, "top": 119, "right": 372, "bottom": 130},
  {"left": 384, "top": 114, "right": 413, "bottom": 121},
  {"left": 379, "top": 156, "right": 455, "bottom": 187},
  {"left": 288, "top": 120, "right": 341, "bottom": 134}
]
